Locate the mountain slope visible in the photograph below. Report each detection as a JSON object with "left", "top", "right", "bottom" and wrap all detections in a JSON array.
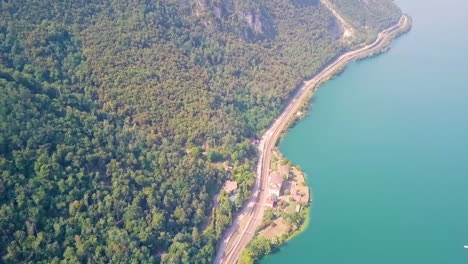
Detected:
[{"left": 0, "top": 0, "right": 401, "bottom": 263}]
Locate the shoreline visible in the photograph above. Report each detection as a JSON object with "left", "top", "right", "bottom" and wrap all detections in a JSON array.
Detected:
[
  {"left": 280, "top": 15, "right": 412, "bottom": 140},
  {"left": 288, "top": 14, "right": 413, "bottom": 131},
  {"left": 259, "top": 13, "right": 413, "bottom": 259},
  {"left": 257, "top": 14, "right": 413, "bottom": 261},
  {"left": 215, "top": 14, "right": 412, "bottom": 264},
  {"left": 287, "top": 199, "right": 311, "bottom": 241}
]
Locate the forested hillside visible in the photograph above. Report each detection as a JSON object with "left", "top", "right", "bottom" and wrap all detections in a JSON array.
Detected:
[
  {"left": 330, "top": 0, "right": 402, "bottom": 42},
  {"left": 0, "top": 0, "right": 401, "bottom": 263}
]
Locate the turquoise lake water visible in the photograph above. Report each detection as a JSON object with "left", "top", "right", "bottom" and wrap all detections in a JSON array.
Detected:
[{"left": 262, "top": 0, "right": 468, "bottom": 263}]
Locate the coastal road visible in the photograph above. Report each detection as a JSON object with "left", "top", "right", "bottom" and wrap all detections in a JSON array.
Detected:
[{"left": 214, "top": 14, "right": 409, "bottom": 264}]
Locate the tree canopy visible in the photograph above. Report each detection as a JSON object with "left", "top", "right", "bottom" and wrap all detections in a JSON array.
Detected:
[{"left": 0, "top": 0, "right": 401, "bottom": 262}]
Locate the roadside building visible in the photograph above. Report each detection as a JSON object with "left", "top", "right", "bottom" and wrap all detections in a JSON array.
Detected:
[
  {"left": 250, "top": 138, "right": 260, "bottom": 146},
  {"left": 269, "top": 172, "right": 283, "bottom": 197},
  {"left": 224, "top": 180, "right": 238, "bottom": 193},
  {"left": 265, "top": 198, "right": 275, "bottom": 208}
]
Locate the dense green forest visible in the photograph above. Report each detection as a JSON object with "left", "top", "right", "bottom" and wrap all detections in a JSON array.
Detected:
[{"left": 0, "top": 0, "right": 401, "bottom": 263}]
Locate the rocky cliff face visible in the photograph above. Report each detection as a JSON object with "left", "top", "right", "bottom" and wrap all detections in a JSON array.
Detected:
[
  {"left": 176, "top": 0, "right": 346, "bottom": 42},
  {"left": 237, "top": 7, "right": 275, "bottom": 41},
  {"left": 174, "top": 0, "right": 276, "bottom": 41}
]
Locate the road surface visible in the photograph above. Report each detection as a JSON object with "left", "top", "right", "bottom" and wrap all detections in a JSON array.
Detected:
[{"left": 214, "top": 14, "right": 409, "bottom": 264}]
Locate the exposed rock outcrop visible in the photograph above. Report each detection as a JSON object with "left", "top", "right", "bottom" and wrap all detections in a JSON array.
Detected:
[{"left": 237, "top": 7, "right": 276, "bottom": 41}]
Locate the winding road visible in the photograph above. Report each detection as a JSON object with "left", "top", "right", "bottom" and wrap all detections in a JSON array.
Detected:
[{"left": 214, "top": 14, "right": 409, "bottom": 264}]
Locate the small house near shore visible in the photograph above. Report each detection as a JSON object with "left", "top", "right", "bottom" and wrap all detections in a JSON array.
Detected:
[{"left": 269, "top": 172, "right": 283, "bottom": 197}]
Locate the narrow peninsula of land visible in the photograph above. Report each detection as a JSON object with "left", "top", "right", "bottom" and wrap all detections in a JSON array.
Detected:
[{"left": 215, "top": 14, "right": 412, "bottom": 264}]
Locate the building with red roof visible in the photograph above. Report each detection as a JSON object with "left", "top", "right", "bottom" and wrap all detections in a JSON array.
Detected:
[
  {"left": 265, "top": 198, "right": 275, "bottom": 208},
  {"left": 224, "top": 180, "right": 238, "bottom": 193}
]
